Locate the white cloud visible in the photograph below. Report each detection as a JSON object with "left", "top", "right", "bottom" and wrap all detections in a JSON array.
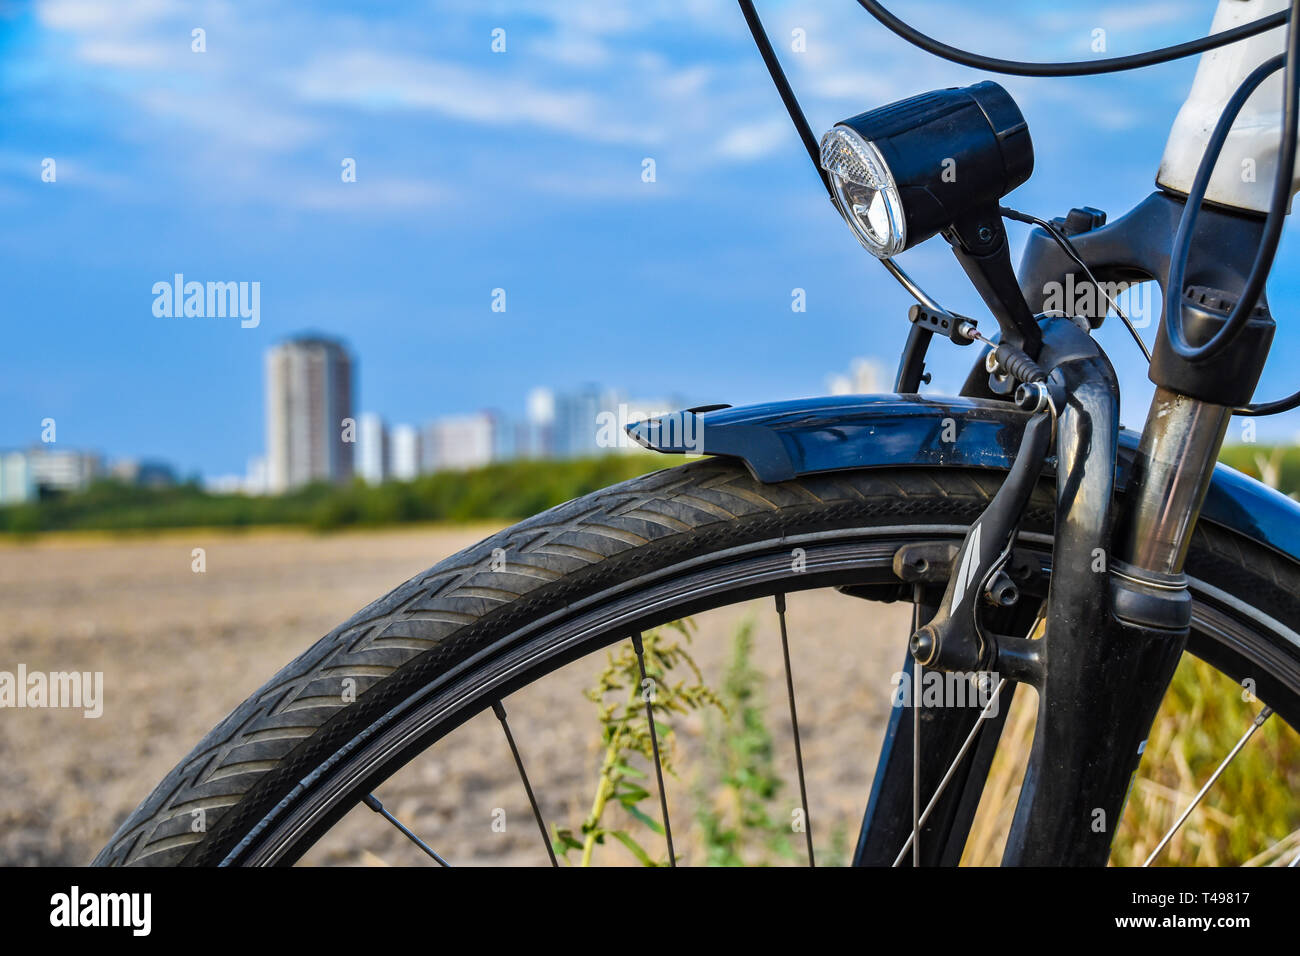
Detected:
[
  {"left": 289, "top": 177, "right": 449, "bottom": 211},
  {"left": 74, "top": 39, "right": 176, "bottom": 69},
  {"left": 0, "top": 150, "right": 128, "bottom": 193},
  {"left": 525, "top": 169, "right": 676, "bottom": 200},
  {"left": 441, "top": 0, "right": 735, "bottom": 39},
  {"left": 530, "top": 31, "right": 614, "bottom": 69},
  {"left": 1038, "top": 2, "right": 1191, "bottom": 37},
  {"left": 136, "top": 87, "right": 323, "bottom": 152},
  {"left": 290, "top": 50, "right": 656, "bottom": 145},
  {"left": 17, "top": 0, "right": 1191, "bottom": 218},
  {"left": 712, "top": 117, "right": 792, "bottom": 162},
  {"left": 37, "top": 0, "right": 180, "bottom": 31}
]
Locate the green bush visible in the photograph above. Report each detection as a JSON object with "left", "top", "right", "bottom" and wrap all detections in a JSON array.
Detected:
[
  {"left": 0, "top": 456, "right": 670, "bottom": 535},
  {"left": 1218, "top": 444, "right": 1300, "bottom": 497}
]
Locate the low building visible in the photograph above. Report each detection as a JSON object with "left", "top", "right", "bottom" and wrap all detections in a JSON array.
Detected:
[
  {"left": 357, "top": 413, "right": 389, "bottom": 485},
  {"left": 27, "top": 447, "right": 103, "bottom": 495},
  {"left": 423, "top": 412, "right": 497, "bottom": 472},
  {"left": 390, "top": 425, "right": 421, "bottom": 481},
  {"left": 110, "top": 459, "right": 178, "bottom": 488},
  {"left": 0, "top": 451, "right": 34, "bottom": 504}
]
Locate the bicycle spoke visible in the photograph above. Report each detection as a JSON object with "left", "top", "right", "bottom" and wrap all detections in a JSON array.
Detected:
[
  {"left": 631, "top": 632, "right": 677, "bottom": 867},
  {"left": 893, "top": 604, "right": 1041, "bottom": 866},
  {"left": 893, "top": 677, "right": 1008, "bottom": 866},
  {"left": 1143, "top": 705, "right": 1274, "bottom": 866},
  {"left": 361, "top": 793, "right": 451, "bottom": 866},
  {"left": 774, "top": 593, "right": 815, "bottom": 867},
  {"left": 911, "top": 592, "right": 922, "bottom": 867},
  {"left": 1242, "top": 824, "right": 1300, "bottom": 866},
  {"left": 491, "top": 700, "right": 558, "bottom": 867}
]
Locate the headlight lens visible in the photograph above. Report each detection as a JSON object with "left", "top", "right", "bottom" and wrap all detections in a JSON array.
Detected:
[{"left": 819, "top": 126, "right": 906, "bottom": 258}]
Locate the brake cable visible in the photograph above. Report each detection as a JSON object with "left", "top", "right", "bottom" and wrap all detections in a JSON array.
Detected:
[
  {"left": 741, "top": 0, "right": 1300, "bottom": 411},
  {"left": 854, "top": 0, "right": 1289, "bottom": 77},
  {"left": 1166, "top": 48, "right": 1298, "bottom": 367},
  {"left": 736, "top": 0, "right": 832, "bottom": 199},
  {"left": 1001, "top": 206, "right": 1153, "bottom": 363},
  {"left": 853, "top": 0, "right": 1300, "bottom": 414}
]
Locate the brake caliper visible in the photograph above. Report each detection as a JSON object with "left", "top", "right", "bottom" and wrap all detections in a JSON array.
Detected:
[{"left": 908, "top": 395, "right": 1054, "bottom": 674}]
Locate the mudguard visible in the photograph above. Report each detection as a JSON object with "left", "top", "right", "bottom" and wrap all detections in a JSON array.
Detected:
[{"left": 627, "top": 393, "right": 1300, "bottom": 566}]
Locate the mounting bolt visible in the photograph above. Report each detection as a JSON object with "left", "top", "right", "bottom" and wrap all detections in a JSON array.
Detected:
[
  {"left": 910, "top": 627, "right": 937, "bottom": 666},
  {"left": 984, "top": 571, "right": 1020, "bottom": 607},
  {"left": 1015, "top": 381, "right": 1050, "bottom": 413}
]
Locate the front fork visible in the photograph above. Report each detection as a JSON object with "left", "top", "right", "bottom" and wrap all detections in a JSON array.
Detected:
[
  {"left": 855, "top": 193, "right": 1272, "bottom": 865},
  {"left": 1001, "top": 373, "right": 1222, "bottom": 865},
  {"left": 1005, "top": 383, "right": 1234, "bottom": 863},
  {"left": 998, "top": 196, "right": 1271, "bottom": 863},
  {"left": 857, "top": 316, "right": 1234, "bottom": 865}
]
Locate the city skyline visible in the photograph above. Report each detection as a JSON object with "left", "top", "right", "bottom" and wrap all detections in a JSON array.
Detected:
[
  {"left": 248, "top": 332, "right": 697, "bottom": 494},
  {"left": 166, "top": 329, "right": 709, "bottom": 493},
  {"left": 8, "top": 1, "right": 1300, "bottom": 484},
  {"left": 1, "top": 328, "right": 887, "bottom": 498}
]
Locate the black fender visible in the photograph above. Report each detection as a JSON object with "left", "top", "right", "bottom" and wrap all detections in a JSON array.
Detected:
[{"left": 627, "top": 393, "right": 1300, "bottom": 566}]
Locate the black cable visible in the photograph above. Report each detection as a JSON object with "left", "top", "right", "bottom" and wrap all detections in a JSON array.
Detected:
[
  {"left": 1166, "top": 1, "right": 1299, "bottom": 366},
  {"left": 1235, "top": 389, "right": 1300, "bottom": 415},
  {"left": 733, "top": 0, "right": 1300, "bottom": 414},
  {"left": 855, "top": 0, "right": 1289, "bottom": 77},
  {"left": 1001, "top": 205, "right": 1152, "bottom": 363},
  {"left": 736, "top": 0, "right": 834, "bottom": 199}
]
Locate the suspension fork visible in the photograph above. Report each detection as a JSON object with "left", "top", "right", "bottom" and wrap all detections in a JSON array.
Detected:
[
  {"left": 994, "top": 318, "right": 1132, "bottom": 864},
  {"left": 859, "top": 196, "right": 1272, "bottom": 864},
  {"left": 871, "top": 312, "right": 1222, "bottom": 864},
  {"left": 908, "top": 314, "right": 1211, "bottom": 865},
  {"left": 854, "top": 318, "right": 1235, "bottom": 865},
  {"left": 999, "top": 201, "right": 1271, "bottom": 864},
  {"left": 856, "top": 316, "right": 1126, "bottom": 866},
  {"left": 1002, "top": 388, "right": 1233, "bottom": 865}
]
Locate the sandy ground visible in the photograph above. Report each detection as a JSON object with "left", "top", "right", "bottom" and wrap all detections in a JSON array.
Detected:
[{"left": 0, "top": 526, "right": 912, "bottom": 867}]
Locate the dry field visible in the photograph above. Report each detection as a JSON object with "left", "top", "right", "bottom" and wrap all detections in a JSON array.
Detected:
[{"left": 0, "top": 525, "right": 911, "bottom": 866}]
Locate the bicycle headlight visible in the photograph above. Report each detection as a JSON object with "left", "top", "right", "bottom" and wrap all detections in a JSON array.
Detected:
[
  {"left": 820, "top": 81, "right": 1034, "bottom": 258},
  {"left": 820, "top": 129, "right": 907, "bottom": 257}
]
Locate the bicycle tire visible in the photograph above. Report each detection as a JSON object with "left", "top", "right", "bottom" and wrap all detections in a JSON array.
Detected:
[{"left": 91, "top": 458, "right": 1300, "bottom": 866}]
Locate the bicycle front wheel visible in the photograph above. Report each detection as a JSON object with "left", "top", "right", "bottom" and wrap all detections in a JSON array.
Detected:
[{"left": 93, "top": 458, "right": 1300, "bottom": 866}]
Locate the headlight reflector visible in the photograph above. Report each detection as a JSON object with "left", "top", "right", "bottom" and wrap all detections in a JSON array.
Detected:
[{"left": 820, "top": 127, "right": 906, "bottom": 257}]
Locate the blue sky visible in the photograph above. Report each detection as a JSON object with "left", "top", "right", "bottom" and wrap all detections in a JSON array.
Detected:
[{"left": 2, "top": 0, "right": 1299, "bottom": 478}]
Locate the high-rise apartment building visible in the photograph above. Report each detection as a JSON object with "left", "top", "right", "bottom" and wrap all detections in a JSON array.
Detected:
[
  {"left": 553, "top": 385, "right": 612, "bottom": 459},
  {"left": 357, "top": 413, "right": 389, "bottom": 485},
  {"left": 390, "top": 424, "right": 421, "bottom": 481},
  {"left": 265, "top": 336, "right": 354, "bottom": 492},
  {"left": 423, "top": 412, "right": 497, "bottom": 472}
]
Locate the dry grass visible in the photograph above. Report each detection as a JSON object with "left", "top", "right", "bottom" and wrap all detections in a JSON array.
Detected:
[{"left": 962, "top": 655, "right": 1300, "bottom": 866}]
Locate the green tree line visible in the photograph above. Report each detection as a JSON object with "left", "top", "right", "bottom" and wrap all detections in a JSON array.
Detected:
[
  {"left": 1217, "top": 444, "right": 1300, "bottom": 498},
  {"left": 0, "top": 456, "right": 667, "bottom": 535},
  {"left": 3, "top": 445, "right": 1295, "bottom": 537}
]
